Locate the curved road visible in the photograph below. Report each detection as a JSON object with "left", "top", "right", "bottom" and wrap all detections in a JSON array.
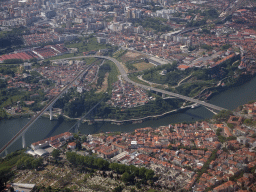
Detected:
[
  {"left": 0, "top": 55, "right": 226, "bottom": 156},
  {"left": 54, "top": 55, "right": 226, "bottom": 112}
]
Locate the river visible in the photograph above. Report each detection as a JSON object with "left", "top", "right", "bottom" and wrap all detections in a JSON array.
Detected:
[{"left": 1, "top": 76, "right": 256, "bottom": 155}]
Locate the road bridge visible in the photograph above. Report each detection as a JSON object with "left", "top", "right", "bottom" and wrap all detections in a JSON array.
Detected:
[
  {"left": 0, "top": 63, "right": 96, "bottom": 156},
  {"left": 0, "top": 55, "right": 226, "bottom": 156},
  {"left": 54, "top": 55, "right": 226, "bottom": 112},
  {"left": 69, "top": 56, "right": 225, "bottom": 111}
]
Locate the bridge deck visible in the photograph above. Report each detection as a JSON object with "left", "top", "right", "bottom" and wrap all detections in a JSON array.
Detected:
[
  {"left": 0, "top": 63, "right": 95, "bottom": 155},
  {"left": 0, "top": 55, "right": 226, "bottom": 156}
]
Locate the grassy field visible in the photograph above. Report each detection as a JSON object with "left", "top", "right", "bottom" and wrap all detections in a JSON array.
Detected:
[
  {"left": 49, "top": 36, "right": 117, "bottom": 61},
  {"left": 116, "top": 51, "right": 155, "bottom": 73},
  {"left": 49, "top": 53, "right": 80, "bottom": 60},
  {"left": 113, "top": 49, "right": 127, "bottom": 59},
  {"left": 106, "top": 60, "right": 120, "bottom": 93},
  {"left": 133, "top": 62, "right": 155, "bottom": 71},
  {"left": 65, "top": 37, "right": 109, "bottom": 53}
]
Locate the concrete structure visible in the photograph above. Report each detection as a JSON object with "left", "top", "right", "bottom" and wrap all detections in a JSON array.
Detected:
[
  {"left": 34, "top": 149, "right": 49, "bottom": 156},
  {"left": 0, "top": 64, "right": 94, "bottom": 156},
  {"left": 51, "top": 55, "right": 226, "bottom": 112},
  {"left": 148, "top": 56, "right": 168, "bottom": 65},
  {"left": 22, "top": 133, "right": 26, "bottom": 148},
  {"left": 49, "top": 107, "right": 53, "bottom": 121},
  {"left": 80, "top": 55, "right": 226, "bottom": 112},
  {"left": 10, "top": 183, "right": 36, "bottom": 192},
  {"left": 0, "top": 55, "right": 226, "bottom": 156}
]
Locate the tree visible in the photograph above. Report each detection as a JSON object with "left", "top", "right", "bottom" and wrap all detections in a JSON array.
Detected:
[
  {"left": 32, "top": 158, "right": 43, "bottom": 169},
  {"left": 130, "top": 165, "right": 139, "bottom": 176},
  {"left": 145, "top": 169, "right": 154, "bottom": 180},
  {"left": 122, "top": 172, "right": 131, "bottom": 183},
  {"left": 52, "top": 149, "right": 60, "bottom": 159},
  {"left": 244, "top": 119, "right": 253, "bottom": 125},
  {"left": 119, "top": 164, "right": 126, "bottom": 174},
  {"left": 0, "top": 167, "right": 13, "bottom": 191},
  {"left": 81, "top": 135, "right": 87, "bottom": 142},
  {"left": 227, "top": 123, "right": 234, "bottom": 129},
  {"left": 139, "top": 167, "right": 147, "bottom": 179},
  {"left": 24, "top": 158, "right": 32, "bottom": 169},
  {"left": 135, "top": 182, "right": 141, "bottom": 189},
  {"left": 4, "top": 59, "right": 24, "bottom": 64},
  {"left": 113, "top": 185, "right": 123, "bottom": 192},
  {"left": 168, "top": 145, "right": 173, "bottom": 150},
  {"left": 66, "top": 152, "right": 77, "bottom": 165},
  {"left": 94, "top": 158, "right": 109, "bottom": 170}
]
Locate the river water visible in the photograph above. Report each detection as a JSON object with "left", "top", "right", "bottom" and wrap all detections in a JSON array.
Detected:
[{"left": 1, "top": 77, "right": 256, "bottom": 155}]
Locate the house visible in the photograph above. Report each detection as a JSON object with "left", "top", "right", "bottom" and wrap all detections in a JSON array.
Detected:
[
  {"left": 237, "top": 136, "right": 248, "bottom": 145},
  {"left": 177, "top": 65, "right": 190, "bottom": 70},
  {"left": 68, "top": 142, "right": 76, "bottom": 149},
  {"left": 112, "top": 142, "right": 128, "bottom": 153},
  {"left": 82, "top": 142, "right": 94, "bottom": 150},
  {"left": 212, "top": 181, "right": 237, "bottom": 192},
  {"left": 227, "top": 116, "right": 243, "bottom": 126}
]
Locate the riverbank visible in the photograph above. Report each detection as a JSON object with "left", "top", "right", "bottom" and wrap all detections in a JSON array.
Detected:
[
  {"left": 2, "top": 75, "right": 256, "bottom": 156},
  {"left": 85, "top": 105, "right": 193, "bottom": 125},
  {"left": 5, "top": 72, "right": 255, "bottom": 126},
  {"left": 5, "top": 112, "right": 33, "bottom": 120},
  {"left": 41, "top": 105, "right": 194, "bottom": 125},
  {"left": 203, "top": 73, "right": 256, "bottom": 101}
]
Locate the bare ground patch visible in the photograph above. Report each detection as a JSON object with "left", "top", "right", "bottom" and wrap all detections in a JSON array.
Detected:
[
  {"left": 120, "top": 51, "right": 145, "bottom": 63},
  {"left": 133, "top": 62, "right": 155, "bottom": 71},
  {"left": 96, "top": 73, "right": 109, "bottom": 93},
  {"left": 124, "top": 51, "right": 142, "bottom": 58}
]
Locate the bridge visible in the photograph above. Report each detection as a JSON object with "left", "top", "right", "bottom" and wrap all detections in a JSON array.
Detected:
[
  {"left": 58, "top": 55, "right": 226, "bottom": 112},
  {"left": 0, "top": 63, "right": 96, "bottom": 156},
  {"left": 0, "top": 55, "right": 226, "bottom": 156}
]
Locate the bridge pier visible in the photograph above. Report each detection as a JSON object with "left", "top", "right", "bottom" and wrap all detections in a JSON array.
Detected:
[
  {"left": 162, "top": 93, "right": 165, "bottom": 98},
  {"left": 75, "top": 125, "right": 79, "bottom": 134},
  {"left": 22, "top": 133, "right": 26, "bottom": 148},
  {"left": 5, "top": 149, "right": 8, "bottom": 156},
  {"left": 50, "top": 107, "right": 53, "bottom": 121},
  {"left": 205, "top": 107, "right": 218, "bottom": 115}
]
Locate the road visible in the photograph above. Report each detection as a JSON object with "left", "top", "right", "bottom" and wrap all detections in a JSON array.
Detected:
[
  {"left": 0, "top": 54, "right": 226, "bottom": 155},
  {"left": 0, "top": 63, "right": 95, "bottom": 155},
  {"left": 54, "top": 55, "right": 226, "bottom": 112}
]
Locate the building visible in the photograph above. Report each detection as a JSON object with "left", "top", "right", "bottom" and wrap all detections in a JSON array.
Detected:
[
  {"left": 97, "top": 37, "right": 107, "bottom": 44},
  {"left": 41, "top": 10, "right": 56, "bottom": 18},
  {"left": 31, "top": 132, "right": 73, "bottom": 150},
  {"left": 177, "top": 65, "right": 190, "bottom": 70},
  {"left": 68, "top": 142, "right": 76, "bottom": 149}
]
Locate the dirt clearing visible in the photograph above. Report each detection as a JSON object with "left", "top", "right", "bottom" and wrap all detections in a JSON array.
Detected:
[
  {"left": 96, "top": 73, "right": 109, "bottom": 93},
  {"left": 133, "top": 62, "right": 155, "bottom": 71}
]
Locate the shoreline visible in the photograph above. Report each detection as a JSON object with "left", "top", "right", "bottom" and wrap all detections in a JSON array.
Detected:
[
  {"left": 4, "top": 105, "right": 194, "bottom": 125},
  {"left": 5, "top": 73, "right": 255, "bottom": 125},
  {"left": 82, "top": 105, "right": 193, "bottom": 125},
  {"left": 45, "top": 105, "right": 194, "bottom": 125}
]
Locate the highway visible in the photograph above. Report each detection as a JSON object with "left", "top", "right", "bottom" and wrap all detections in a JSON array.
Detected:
[
  {"left": 54, "top": 55, "right": 226, "bottom": 112},
  {"left": 0, "top": 63, "right": 96, "bottom": 155},
  {"left": 0, "top": 54, "right": 226, "bottom": 155}
]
